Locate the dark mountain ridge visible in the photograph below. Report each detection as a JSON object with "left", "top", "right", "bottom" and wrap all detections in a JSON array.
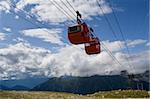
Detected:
[
  {"left": 0, "top": 85, "right": 30, "bottom": 91},
  {"left": 0, "top": 77, "right": 49, "bottom": 89},
  {"left": 0, "top": 71, "right": 149, "bottom": 94},
  {"left": 32, "top": 74, "right": 149, "bottom": 94}
]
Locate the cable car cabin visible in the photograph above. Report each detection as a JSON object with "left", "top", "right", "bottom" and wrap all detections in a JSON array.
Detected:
[
  {"left": 68, "top": 23, "right": 92, "bottom": 44},
  {"left": 85, "top": 37, "right": 101, "bottom": 55}
]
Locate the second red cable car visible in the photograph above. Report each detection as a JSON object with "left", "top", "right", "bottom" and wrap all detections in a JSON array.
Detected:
[{"left": 84, "top": 37, "right": 101, "bottom": 55}]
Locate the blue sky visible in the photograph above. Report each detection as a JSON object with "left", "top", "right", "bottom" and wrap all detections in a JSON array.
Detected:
[
  {"left": 0, "top": 0, "right": 149, "bottom": 80},
  {"left": 0, "top": 0, "right": 149, "bottom": 50}
]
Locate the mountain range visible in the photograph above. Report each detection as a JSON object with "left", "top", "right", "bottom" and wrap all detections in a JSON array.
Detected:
[
  {"left": 0, "top": 70, "right": 149, "bottom": 94},
  {"left": 32, "top": 71, "right": 149, "bottom": 94},
  {"left": 0, "top": 77, "right": 49, "bottom": 90}
]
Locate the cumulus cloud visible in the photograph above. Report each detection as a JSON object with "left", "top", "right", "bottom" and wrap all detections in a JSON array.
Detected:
[
  {"left": 102, "top": 40, "right": 125, "bottom": 52},
  {"left": 45, "top": 45, "right": 149, "bottom": 77},
  {"left": 0, "top": 42, "right": 51, "bottom": 80},
  {"left": 13, "top": 37, "right": 28, "bottom": 43},
  {"left": 0, "top": 0, "right": 11, "bottom": 13},
  {"left": 127, "top": 39, "right": 147, "bottom": 47},
  {"left": 146, "top": 42, "right": 150, "bottom": 47},
  {"left": 15, "top": 15, "right": 19, "bottom": 19},
  {"left": 3, "top": 27, "right": 12, "bottom": 32},
  {"left": 15, "top": 0, "right": 112, "bottom": 23},
  {"left": 0, "top": 32, "right": 6, "bottom": 40},
  {"left": 0, "top": 39, "right": 149, "bottom": 80},
  {"left": 21, "top": 28, "right": 64, "bottom": 45}
]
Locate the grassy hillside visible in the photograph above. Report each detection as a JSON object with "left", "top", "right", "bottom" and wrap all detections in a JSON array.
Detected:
[{"left": 0, "top": 90, "right": 149, "bottom": 99}]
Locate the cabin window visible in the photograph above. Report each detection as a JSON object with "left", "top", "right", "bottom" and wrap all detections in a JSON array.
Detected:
[{"left": 68, "top": 25, "right": 82, "bottom": 33}]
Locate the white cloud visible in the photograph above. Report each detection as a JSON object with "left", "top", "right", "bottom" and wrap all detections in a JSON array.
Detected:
[
  {"left": 0, "top": 0, "right": 11, "bottom": 13},
  {"left": 0, "top": 32, "right": 6, "bottom": 40},
  {"left": 0, "top": 42, "right": 51, "bottom": 80},
  {"left": 102, "top": 40, "right": 125, "bottom": 52},
  {"left": 16, "top": 0, "right": 112, "bottom": 23},
  {"left": 13, "top": 37, "right": 28, "bottom": 43},
  {"left": 146, "top": 42, "right": 150, "bottom": 47},
  {"left": 15, "top": 15, "right": 19, "bottom": 19},
  {"left": 21, "top": 28, "right": 64, "bottom": 45},
  {"left": 3, "top": 27, "right": 12, "bottom": 32},
  {"left": 127, "top": 39, "right": 147, "bottom": 47},
  {"left": 0, "top": 39, "right": 149, "bottom": 80},
  {"left": 41, "top": 45, "right": 149, "bottom": 77}
]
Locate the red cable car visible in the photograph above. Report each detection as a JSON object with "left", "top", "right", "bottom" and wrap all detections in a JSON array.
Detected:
[
  {"left": 68, "top": 22, "right": 92, "bottom": 44},
  {"left": 84, "top": 37, "right": 101, "bottom": 55}
]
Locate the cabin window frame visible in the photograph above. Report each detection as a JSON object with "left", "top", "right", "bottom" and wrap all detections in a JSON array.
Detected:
[{"left": 68, "top": 25, "right": 83, "bottom": 33}]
